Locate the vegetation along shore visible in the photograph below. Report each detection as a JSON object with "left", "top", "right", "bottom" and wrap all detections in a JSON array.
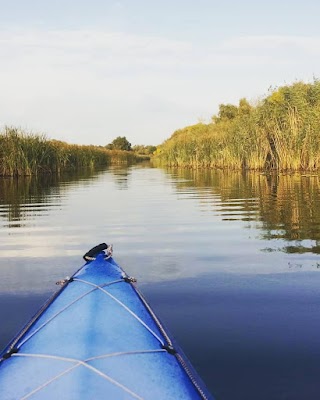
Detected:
[
  {"left": 156, "top": 80, "right": 320, "bottom": 171},
  {"left": 3, "top": 80, "right": 320, "bottom": 176},
  {"left": 0, "top": 128, "right": 143, "bottom": 176}
]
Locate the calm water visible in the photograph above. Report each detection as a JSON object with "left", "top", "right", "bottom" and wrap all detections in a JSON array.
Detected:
[{"left": 1, "top": 164, "right": 320, "bottom": 400}]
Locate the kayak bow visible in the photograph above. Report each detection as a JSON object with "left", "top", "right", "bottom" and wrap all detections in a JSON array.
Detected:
[{"left": 0, "top": 245, "right": 214, "bottom": 400}]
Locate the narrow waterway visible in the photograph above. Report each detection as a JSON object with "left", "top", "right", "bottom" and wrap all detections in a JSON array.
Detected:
[{"left": 1, "top": 164, "right": 320, "bottom": 399}]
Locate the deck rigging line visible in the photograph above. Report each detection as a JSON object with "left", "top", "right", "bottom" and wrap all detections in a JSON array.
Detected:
[
  {"left": 14, "top": 350, "right": 166, "bottom": 400},
  {"left": 73, "top": 278, "right": 165, "bottom": 346},
  {"left": 16, "top": 279, "right": 124, "bottom": 349},
  {"left": 8, "top": 276, "right": 165, "bottom": 399},
  {"left": 1, "top": 255, "right": 211, "bottom": 400}
]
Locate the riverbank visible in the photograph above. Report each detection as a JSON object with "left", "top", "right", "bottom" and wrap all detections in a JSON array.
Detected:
[
  {"left": 0, "top": 128, "right": 141, "bottom": 176},
  {"left": 156, "top": 80, "right": 320, "bottom": 171}
]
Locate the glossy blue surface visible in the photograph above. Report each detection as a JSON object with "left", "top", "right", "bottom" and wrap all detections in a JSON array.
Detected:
[{"left": 0, "top": 253, "right": 213, "bottom": 400}]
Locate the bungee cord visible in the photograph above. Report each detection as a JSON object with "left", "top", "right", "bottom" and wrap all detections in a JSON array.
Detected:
[{"left": 1, "top": 250, "right": 210, "bottom": 400}]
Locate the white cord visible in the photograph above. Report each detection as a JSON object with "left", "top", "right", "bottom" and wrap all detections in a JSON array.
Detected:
[{"left": 104, "top": 244, "right": 113, "bottom": 260}]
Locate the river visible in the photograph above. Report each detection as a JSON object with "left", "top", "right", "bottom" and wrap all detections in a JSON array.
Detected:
[{"left": 1, "top": 163, "right": 320, "bottom": 399}]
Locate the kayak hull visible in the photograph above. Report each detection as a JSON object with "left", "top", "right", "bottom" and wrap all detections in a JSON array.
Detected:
[{"left": 0, "top": 253, "right": 213, "bottom": 400}]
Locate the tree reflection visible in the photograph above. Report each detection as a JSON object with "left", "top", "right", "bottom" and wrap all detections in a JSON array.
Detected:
[{"left": 110, "top": 167, "right": 132, "bottom": 190}]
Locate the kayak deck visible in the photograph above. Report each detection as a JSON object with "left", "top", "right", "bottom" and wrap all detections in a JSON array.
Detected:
[{"left": 0, "top": 253, "right": 213, "bottom": 400}]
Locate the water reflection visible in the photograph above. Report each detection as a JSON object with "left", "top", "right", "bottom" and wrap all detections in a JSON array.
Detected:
[
  {"left": 1, "top": 165, "right": 320, "bottom": 399},
  {"left": 163, "top": 168, "right": 320, "bottom": 254},
  {"left": 109, "top": 166, "right": 132, "bottom": 190},
  {"left": 0, "top": 169, "right": 107, "bottom": 228},
  {"left": 2, "top": 167, "right": 320, "bottom": 256}
]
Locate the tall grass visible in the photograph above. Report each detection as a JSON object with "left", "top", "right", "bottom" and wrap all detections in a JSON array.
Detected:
[
  {"left": 156, "top": 80, "right": 320, "bottom": 171},
  {"left": 0, "top": 128, "right": 138, "bottom": 176}
]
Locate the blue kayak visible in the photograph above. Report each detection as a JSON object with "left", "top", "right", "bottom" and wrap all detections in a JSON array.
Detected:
[{"left": 0, "top": 244, "right": 214, "bottom": 400}]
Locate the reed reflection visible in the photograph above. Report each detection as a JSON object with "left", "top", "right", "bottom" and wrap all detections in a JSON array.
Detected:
[
  {"left": 165, "top": 168, "right": 320, "bottom": 254},
  {"left": 0, "top": 168, "right": 107, "bottom": 227}
]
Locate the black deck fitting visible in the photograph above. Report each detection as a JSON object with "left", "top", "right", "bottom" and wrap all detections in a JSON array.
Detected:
[
  {"left": 162, "top": 344, "right": 177, "bottom": 355},
  {"left": 3, "top": 347, "right": 19, "bottom": 359}
]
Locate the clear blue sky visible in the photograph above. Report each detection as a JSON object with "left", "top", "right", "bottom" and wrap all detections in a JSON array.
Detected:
[{"left": 1, "top": 0, "right": 319, "bottom": 145}]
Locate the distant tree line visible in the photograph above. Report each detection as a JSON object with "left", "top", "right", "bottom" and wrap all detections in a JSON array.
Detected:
[
  {"left": 106, "top": 136, "right": 156, "bottom": 155},
  {"left": 156, "top": 80, "right": 320, "bottom": 171}
]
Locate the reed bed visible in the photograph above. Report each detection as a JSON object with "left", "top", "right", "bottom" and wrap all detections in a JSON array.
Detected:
[
  {"left": 156, "top": 80, "right": 320, "bottom": 171},
  {"left": 0, "top": 128, "right": 138, "bottom": 176}
]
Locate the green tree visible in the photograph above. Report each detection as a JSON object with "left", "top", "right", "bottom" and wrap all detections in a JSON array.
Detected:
[
  {"left": 212, "top": 103, "right": 238, "bottom": 123},
  {"left": 106, "top": 136, "right": 132, "bottom": 151},
  {"left": 132, "top": 145, "right": 157, "bottom": 155}
]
